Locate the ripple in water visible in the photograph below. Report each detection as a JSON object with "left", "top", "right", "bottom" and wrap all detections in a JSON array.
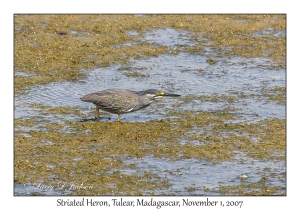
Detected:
[{"left": 15, "top": 52, "right": 285, "bottom": 121}]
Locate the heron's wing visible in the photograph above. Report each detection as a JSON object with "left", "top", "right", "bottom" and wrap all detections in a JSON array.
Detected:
[{"left": 92, "top": 89, "right": 138, "bottom": 113}]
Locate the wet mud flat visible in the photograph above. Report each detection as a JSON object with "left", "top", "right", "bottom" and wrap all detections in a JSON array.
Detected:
[{"left": 14, "top": 15, "right": 285, "bottom": 195}]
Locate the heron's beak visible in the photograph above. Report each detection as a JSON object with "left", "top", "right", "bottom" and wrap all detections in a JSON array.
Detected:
[{"left": 163, "top": 92, "right": 181, "bottom": 97}]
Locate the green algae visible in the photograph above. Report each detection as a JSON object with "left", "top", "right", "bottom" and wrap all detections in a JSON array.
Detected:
[
  {"left": 14, "top": 14, "right": 285, "bottom": 94},
  {"left": 125, "top": 71, "right": 149, "bottom": 78},
  {"left": 14, "top": 106, "right": 285, "bottom": 195},
  {"left": 218, "top": 176, "right": 286, "bottom": 196}
]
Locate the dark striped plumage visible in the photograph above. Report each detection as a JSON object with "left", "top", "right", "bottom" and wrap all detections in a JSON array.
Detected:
[{"left": 80, "top": 89, "right": 180, "bottom": 121}]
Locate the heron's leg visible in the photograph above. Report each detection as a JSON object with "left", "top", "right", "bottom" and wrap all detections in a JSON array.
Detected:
[
  {"left": 95, "top": 106, "right": 100, "bottom": 121},
  {"left": 117, "top": 114, "right": 122, "bottom": 122}
]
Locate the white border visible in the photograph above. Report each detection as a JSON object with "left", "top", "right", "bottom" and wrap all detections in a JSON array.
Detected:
[{"left": 3, "top": 0, "right": 297, "bottom": 209}]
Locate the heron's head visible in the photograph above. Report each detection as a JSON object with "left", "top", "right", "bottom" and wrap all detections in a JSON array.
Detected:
[{"left": 139, "top": 89, "right": 181, "bottom": 100}]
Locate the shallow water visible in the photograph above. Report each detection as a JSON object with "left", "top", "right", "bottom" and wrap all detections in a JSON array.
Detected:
[
  {"left": 14, "top": 28, "right": 286, "bottom": 195},
  {"left": 15, "top": 53, "right": 285, "bottom": 121},
  {"left": 121, "top": 154, "right": 285, "bottom": 195}
]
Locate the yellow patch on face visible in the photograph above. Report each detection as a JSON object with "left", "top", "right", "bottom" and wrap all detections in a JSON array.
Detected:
[{"left": 156, "top": 92, "right": 165, "bottom": 97}]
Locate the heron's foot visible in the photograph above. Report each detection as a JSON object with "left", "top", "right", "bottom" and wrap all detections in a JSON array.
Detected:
[
  {"left": 116, "top": 115, "right": 122, "bottom": 122},
  {"left": 95, "top": 106, "right": 100, "bottom": 122}
]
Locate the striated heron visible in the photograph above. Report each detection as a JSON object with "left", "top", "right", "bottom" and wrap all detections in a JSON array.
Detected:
[{"left": 80, "top": 89, "right": 181, "bottom": 122}]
